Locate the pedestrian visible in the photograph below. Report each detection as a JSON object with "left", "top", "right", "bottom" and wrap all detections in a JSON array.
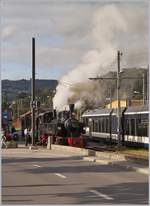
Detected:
[
  {"left": 24, "top": 128, "right": 30, "bottom": 146},
  {"left": 11, "top": 126, "right": 16, "bottom": 134}
]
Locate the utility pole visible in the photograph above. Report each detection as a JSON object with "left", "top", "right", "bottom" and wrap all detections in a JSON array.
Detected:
[
  {"left": 109, "top": 87, "right": 112, "bottom": 109},
  {"left": 17, "top": 100, "right": 20, "bottom": 118},
  {"left": 117, "top": 50, "right": 122, "bottom": 148},
  {"left": 147, "top": 65, "right": 149, "bottom": 106},
  {"left": 142, "top": 73, "right": 145, "bottom": 105},
  {"left": 31, "top": 37, "right": 36, "bottom": 146},
  {"left": 89, "top": 51, "right": 147, "bottom": 148},
  {"left": 89, "top": 50, "right": 123, "bottom": 148}
]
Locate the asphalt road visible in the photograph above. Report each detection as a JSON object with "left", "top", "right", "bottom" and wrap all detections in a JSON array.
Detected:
[{"left": 2, "top": 148, "right": 148, "bottom": 204}]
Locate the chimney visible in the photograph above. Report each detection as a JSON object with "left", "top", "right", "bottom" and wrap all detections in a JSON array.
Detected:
[
  {"left": 69, "top": 104, "right": 74, "bottom": 118},
  {"left": 69, "top": 104, "right": 74, "bottom": 113}
]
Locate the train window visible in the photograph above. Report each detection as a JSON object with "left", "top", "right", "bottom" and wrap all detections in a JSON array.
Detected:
[
  {"left": 111, "top": 116, "right": 117, "bottom": 134},
  {"left": 91, "top": 119, "right": 94, "bottom": 132},
  {"left": 130, "top": 119, "right": 135, "bottom": 135},
  {"left": 141, "top": 118, "right": 148, "bottom": 137},
  {"left": 94, "top": 120, "right": 99, "bottom": 132},
  {"left": 85, "top": 118, "right": 88, "bottom": 126},
  {"left": 94, "top": 120, "right": 96, "bottom": 132},
  {"left": 102, "top": 119, "right": 105, "bottom": 132},
  {"left": 97, "top": 119, "right": 99, "bottom": 132},
  {"left": 98, "top": 119, "right": 101, "bottom": 132},
  {"left": 100, "top": 119, "right": 103, "bottom": 132},
  {"left": 93, "top": 120, "right": 95, "bottom": 132},
  {"left": 91, "top": 119, "right": 93, "bottom": 131},
  {"left": 104, "top": 118, "right": 107, "bottom": 133},
  {"left": 83, "top": 118, "right": 87, "bottom": 126},
  {"left": 125, "top": 119, "right": 130, "bottom": 135},
  {"left": 136, "top": 119, "right": 142, "bottom": 136},
  {"left": 106, "top": 118, "right": 109, "bottom": 133}
]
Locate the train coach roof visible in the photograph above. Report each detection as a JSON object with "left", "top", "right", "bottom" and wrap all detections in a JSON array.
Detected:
[
  {"left": 112, "top": 107, "right": 126, "bottom": 115},
  {"left": 124, "top": 105, "right": 149, "bottom": 114},
  {"left": 82, "top": 108, "right": 112, "bottom": 117}
]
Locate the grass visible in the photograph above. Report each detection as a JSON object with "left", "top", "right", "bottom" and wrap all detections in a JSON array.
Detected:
[{"left": 113, "top": 147, "right": 149, "bottom": 160}]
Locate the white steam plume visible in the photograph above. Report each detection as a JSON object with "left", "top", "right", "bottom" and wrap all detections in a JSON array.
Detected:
[{"left": 53, "top": 4, "right": 148, "bottom": 110}]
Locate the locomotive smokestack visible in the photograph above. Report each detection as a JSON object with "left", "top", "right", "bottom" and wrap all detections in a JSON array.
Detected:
[
  {"left": 69, "top": 104, "right": 74, "bottom": 118},
  {"left": 69, "top": 104, "right": 74, "bottom": 113},
  {"left": 53, "top": 109, "right": 57, "bottom": 119}
]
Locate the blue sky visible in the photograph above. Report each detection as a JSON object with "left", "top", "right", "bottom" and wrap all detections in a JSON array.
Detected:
[{"left": 1, "top": 0, "right": 148, "bottom": 80}]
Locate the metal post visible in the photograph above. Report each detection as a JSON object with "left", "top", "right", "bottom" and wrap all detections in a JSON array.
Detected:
[
  {"left": 31, "top": 37, "right": 36, "bottom": 146},
  {"left": 117, "top": 51, "right": 122, "bottom": 148},
  {"left": 89, "top": 118, "right": 92, "bottom": 140},
  {"left": 17, "top": 100, "right": 19, "bottom": 118},
  {"left": 143, "top": 73, "right": 145, "bottom": 105},
  {"left": 147, "top": 65, "right": 149, "bottom": 106},
  {"left": 110, "top": 87, "right": 112, "bottom": 109}
]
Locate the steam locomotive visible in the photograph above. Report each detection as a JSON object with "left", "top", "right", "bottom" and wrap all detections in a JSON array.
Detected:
[
  {"left": 37, "top": 104, "right": 85, "bottom": 147},
  {"left": 81, "top": 105, "right": 149, "bottom": 148}
]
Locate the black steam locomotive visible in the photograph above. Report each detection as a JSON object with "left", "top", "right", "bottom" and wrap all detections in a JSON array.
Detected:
[
  {"left": 82, "top": 105, "right": 149, "bottom": 148},
  {"left": 37, "top": 104, "right": 85, "bottom": 147}
]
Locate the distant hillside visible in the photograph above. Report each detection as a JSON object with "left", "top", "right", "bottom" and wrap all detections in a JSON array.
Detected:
[
  {"left": 2, "top": 79, "right": 58, "bottom": 102},
  {"left": 2, "top": 79, "right": 58, "bottom": 92}
]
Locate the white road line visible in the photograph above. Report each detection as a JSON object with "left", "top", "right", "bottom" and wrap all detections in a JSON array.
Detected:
[
  {"left": 55, "top": 173, "right": 67, "bottom": 179},
  {"left": 89, "top": 190, "right": 114, "bottom": 200},
  {"left": 33, "top": 164, "right": 41, "bottom": 168}
]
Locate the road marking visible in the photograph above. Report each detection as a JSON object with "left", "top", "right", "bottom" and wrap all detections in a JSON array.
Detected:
[
  {"left": 55, "top": 173, "right": 67, "bottom": 179},
  {"left": 89, "top": 190, "right": 114, "bottom": 200},
  {"left": 33, "top": 164, "right": 41, "bottom": 168}
]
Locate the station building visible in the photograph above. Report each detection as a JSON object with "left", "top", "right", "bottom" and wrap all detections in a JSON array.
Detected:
[{"left": 106, "top": 99, "right": 145, "bottom": 109}]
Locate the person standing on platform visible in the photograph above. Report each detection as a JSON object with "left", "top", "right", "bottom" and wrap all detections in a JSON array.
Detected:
[{"left": 24, "top": 128, "right": 30, "bottom": 146}]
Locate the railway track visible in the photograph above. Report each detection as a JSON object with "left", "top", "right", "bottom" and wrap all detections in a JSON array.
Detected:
[{"left": 85, "top": 143, "right": 116, "bottom": 152}]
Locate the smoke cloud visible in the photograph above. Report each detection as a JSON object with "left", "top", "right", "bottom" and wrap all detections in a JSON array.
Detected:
[
  {"left": 2, "top": 25, "right": 17, "bottom": 39},
  {"left": 53, "top": 4, "right": 148, "bottom": 110}
]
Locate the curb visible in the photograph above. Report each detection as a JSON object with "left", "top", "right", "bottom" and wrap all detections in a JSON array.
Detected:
[{"left": 82, "top": 157, "right": 148, "bottom": 175}]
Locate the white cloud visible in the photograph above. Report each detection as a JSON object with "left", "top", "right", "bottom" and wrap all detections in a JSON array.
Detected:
[
  {"left": 1, "top": 0, "right": 148, "bottom": 81},
  {"left": 1, "top": 25, "right": 17, "bottom": 39}
]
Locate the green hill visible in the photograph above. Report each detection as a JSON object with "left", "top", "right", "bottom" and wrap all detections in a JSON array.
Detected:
[{"left": 2, "top": 79, "right": 58, "bottom": 102}]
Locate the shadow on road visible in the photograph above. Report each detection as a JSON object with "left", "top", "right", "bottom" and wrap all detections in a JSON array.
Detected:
[
  {"left": 2, "top": 156, "right": 145, "bottom": 174},
  {"left": 2, "top": 182, "right": 148, "bottom": 204},
  {"left": 2, "top": 183, "right": 80, "bottom": 188},
  {"left": 2, "top": 156, "right": 82, "bottom": 164},
  {"left": 18, "top": 163, "right": 136, "bottom": 174}
]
